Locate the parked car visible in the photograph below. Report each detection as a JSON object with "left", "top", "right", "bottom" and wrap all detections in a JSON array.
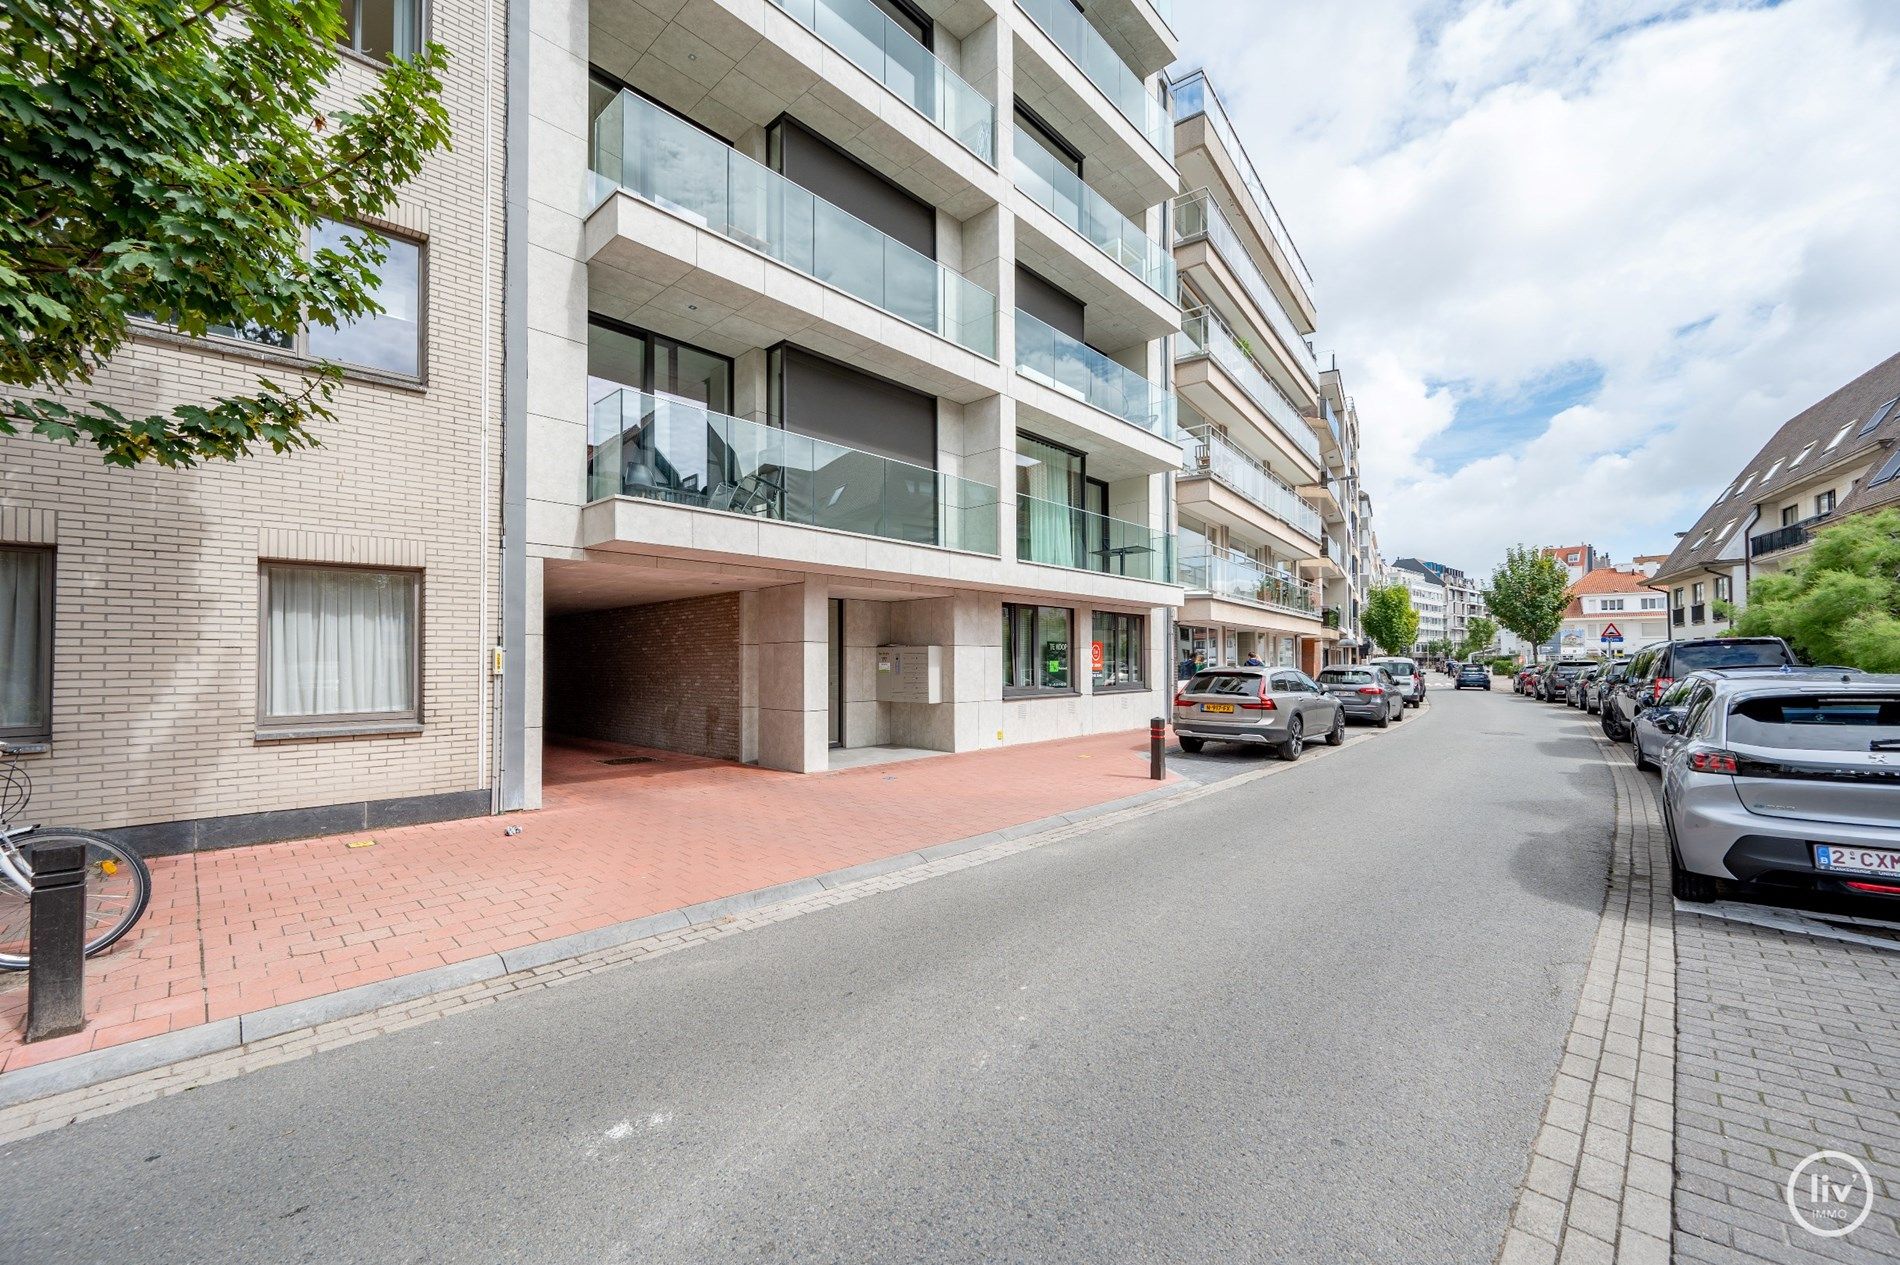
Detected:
[
  {"left": 1173, "top": 665, "right": 1346, "bottom": 760},
  {"left": 1538, "top": 660, "right": 1597, "bottom": 702},
  {"left": 1602, "top": 636, "right": 1798, "bottom": 741},
  {"left": 1368, "top": 656, "right": 1426, "bottom": 707},
  {"left": 1660, "top": 671, "right": 1898, "bottom": 903},
  {"left": 1515, "top": 666, "right": 1539, "bottom": 695},
  {"left": 1316, "top": 664, "right": 1405, "bottom": 727},
  {"left": 1566, "top": 666, "right": 1600, "bottom": 708},
  {"left": 1454, "top": 663, "right": 1492, "bottom": 691},
  {"left": 1586, "top": 662, "right": 1629, "bottom": 714}
]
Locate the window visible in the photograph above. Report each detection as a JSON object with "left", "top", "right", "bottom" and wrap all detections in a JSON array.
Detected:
[
  {"left": 1825, "top": 421, "right": 1853, "bottom": 451},
  {"left": 0, "top": 547, "right": 53, "bottom": 741},
  {"left": 1714, "top": 518, "right": 1737, "bottom": 543},
  {"left": 208, "top": 220, "right": 423, "bottom": 377},
  {"left": 1789, "top": 442, "right": 1815, "bottom": 469},
  {"left": 1601, "top": 598, "right": 1624, "bottom": 611},
  {"left": 1781, "top": 505, "right": 1798, "bottom": 527},
  {"left": 1872, "top": 447, "right": 1900, "bottom": 489},
  {"left": 1859, "top": 396, "right": 1899, "bottom": 438},
  {"left": 1004, "top": 603, "right": 1072, "bottom": 694},
  {"left": 1689, "top": 532, "right": 1709, "bottom": 549},
  {"left": 1692, "top": 582, "right": 1706, "bottom": 603},
  {"left": 1640, "top": 595, "right": 1664, "bottom": 610},
  {"left": 1091, "top": 612, "right": 1145, "bottom": 689},
  {"left": 1673, "top": 587, "right": 1685, "bottom": 608},
  {"left": 1816, "top": 490, "right": 1837, "bottom": 515},
  {"left": 339, "top": 0, "right": 420, "bottom": 62},
  {"left": 1759, "top": 458, "right": 1782, "bottom": 485},
  {"left": 1714, "top": 576, "right": 1731, "bottom": 602},
  {"left": 261, "top": 565, "right": 421, "bottom": 731}
]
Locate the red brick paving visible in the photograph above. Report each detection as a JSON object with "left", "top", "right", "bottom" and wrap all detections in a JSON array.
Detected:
[{"left": 0, "top": 731, "right": 1177, "bottom": 1074}]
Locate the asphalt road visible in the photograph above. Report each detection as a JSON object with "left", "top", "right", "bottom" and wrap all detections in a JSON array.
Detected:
[{"left": 2, "top": 682, "right": 1615, "bottom": 1265}]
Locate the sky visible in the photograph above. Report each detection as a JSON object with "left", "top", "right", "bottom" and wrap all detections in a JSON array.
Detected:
[{"left": 1167, "top": 0, "right": 1900, "bottom": 580}]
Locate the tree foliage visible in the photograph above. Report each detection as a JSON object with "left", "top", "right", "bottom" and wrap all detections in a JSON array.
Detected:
[
  {"left": 1363, "top": 584, "right": 1420, "bottom": 656},
  {"left": 1485, "top": 546, "right": 1570, "bottom": 663},
  {"left": 1733, "top": 509, "right": 1900, "bottom": 671},
  {"left": 1460, "top": 615, "right": 1498, "bottom": 658},
  {"left": 0, "top": 0, "right": 451, "bottom": 466}
]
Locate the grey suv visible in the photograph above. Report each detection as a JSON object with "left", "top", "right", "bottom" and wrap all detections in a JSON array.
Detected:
[{"left": 1173, "top": 666, "right": 1346, "bottom": 760}]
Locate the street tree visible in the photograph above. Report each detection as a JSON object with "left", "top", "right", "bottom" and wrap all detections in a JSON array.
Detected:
[
  {"left": 1732, "top": 509, "right": 1900, "bottom": 671},
  {"left": 1460, "top": 616, "right": 1498, "bottom": 658},
  {"left": 1485, "top": 546, "right": 1570, "bottom": 663},
  {"left": 1363, "top": 585, "right": 1420, "bottom": 656},
  {"left": 1, "top": 0, "right": 452, "bottom": 467}
]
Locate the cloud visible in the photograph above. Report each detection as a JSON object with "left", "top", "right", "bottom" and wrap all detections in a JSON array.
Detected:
[{"left": 1170, "top": 0, "right": 1900, "bottom": 577}]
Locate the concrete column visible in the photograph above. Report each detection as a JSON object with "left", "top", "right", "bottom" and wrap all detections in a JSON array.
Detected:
[
  {"left": 521, "top": 556, "right": 545, "bottom": 808},
  {"left": 746, "top": 578, "right": 829, "bottom": 772}
]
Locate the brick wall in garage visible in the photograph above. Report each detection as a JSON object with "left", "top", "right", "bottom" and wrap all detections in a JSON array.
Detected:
[{"left": 545, "top": 593, "right": 743, "bottom": 761}]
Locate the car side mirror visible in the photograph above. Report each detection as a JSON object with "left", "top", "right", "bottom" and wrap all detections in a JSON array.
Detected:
[{"left": 1656, "top": 713, "right": 1681, "bottom": 734}]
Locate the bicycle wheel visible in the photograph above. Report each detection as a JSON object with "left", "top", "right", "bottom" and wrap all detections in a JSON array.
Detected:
[{"left": 0, "top": 829, "right": 152, "bottom": 971}]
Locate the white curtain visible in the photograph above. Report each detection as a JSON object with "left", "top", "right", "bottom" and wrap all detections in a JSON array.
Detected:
[
  {"left": 266, "top": 567, "right": 416, "bottom": 719},
  {"left": 0, "top": 550, "right": 45, "bottom": 730}
]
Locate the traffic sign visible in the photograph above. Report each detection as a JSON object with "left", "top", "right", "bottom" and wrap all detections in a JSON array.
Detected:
[{"left": 1600, "top": 622, "right": 1623, "bottom": 644}]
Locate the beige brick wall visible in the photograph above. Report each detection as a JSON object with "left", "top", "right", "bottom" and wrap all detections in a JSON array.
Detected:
[{"left": 0, "top": 12, "right": 506, "bottom": 832}]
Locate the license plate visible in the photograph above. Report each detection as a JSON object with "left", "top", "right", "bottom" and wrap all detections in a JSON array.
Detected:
[
  {"left": 1814, "top": 845, "right": 1900, "bottom": 876},
  {"left": 1201, "top": 702, "right": 1235, "bottom": 714}
]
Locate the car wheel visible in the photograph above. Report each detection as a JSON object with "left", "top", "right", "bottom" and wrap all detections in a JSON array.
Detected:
[
  {"left": 1393, "top": 702, "right": 1406, "bottom": 722},
  {"left": 1178, "top": 737, "right": 1204, "bottom": 754},
  {"left": 1376, "top": 707, "right": 1390, "bottom": 729},
  {"left": 1280, "top": 717, "right": 1303, "bottom": 761},
  {"left": 1671, "top": 850, "right": 1717, "bottom": 903},
  {"left": 1326, "top": 709, "right": 1345, "bottom": 747},
  {"left": 1634, "top": 740, "right": 1654, "bottom": 772}
]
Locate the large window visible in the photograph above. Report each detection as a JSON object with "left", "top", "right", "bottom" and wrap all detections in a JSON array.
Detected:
[
  {"left": 210, "top": 220, "right": 423, "bottom": 377},
  {"left": 1091, "top": 612, "right": 1145, "bottom": 690},
  {"left": 1004, "top": 603, "right": 1072, "bottom": 694},
  {"left": 339, "top": 0, "right": 420, "bottom": 62},
  {"left": 261, "top": 565, "right": 421, "bottom": 732},
  {"left": 0, "top": 548, "right": 52, "bottom": 741}
]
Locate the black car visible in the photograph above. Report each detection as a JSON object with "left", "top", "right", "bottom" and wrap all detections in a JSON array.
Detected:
[
  {"left": 1454, "top": 663, "right": 1491, "bottom": 691},
  {"left": 1601, "top": 636, "right": 1797, "bottom": 741},
  {"left": 1538, "top": 659, "right": 1597, "bottom": 701}
]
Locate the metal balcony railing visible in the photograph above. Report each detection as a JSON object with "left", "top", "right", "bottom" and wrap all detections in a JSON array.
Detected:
[
  {"left": 587, "top": 389, "right": 1001, "bottom": 554},
  {"left": 1177, "top": 426, "right": 1322, "bottom": 538},
  {"left": 1016, "top": 493, "right": 1175, "bottom": 581},
  {"left": 1176, "top": 307, "right": 1320, "bottom": 464},
  {"left": 1178, "top": 547, "right": 1320, "bottom": 616},
  {"left": 1171, "top": 189, "right": 1315, "bottom": 385},
  {"left": 589, "top": 89, "right": 997, "bottom": 358},
  {"left": 1750, "top": 513, "right": 1831, "bottom": 558}
]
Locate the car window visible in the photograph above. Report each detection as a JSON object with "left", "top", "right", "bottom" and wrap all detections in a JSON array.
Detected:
[
  {"left": 1673, "top": 641, "right": 1793, "bottom": 672},
  {"left": 1271, "top": 673, "right": 1303, "bottom": 693},
  {"left": 1727, "top": 693, "right": 1900, "bottom": 750},
  {"left": 1659, "top": 679, "right": 1697, "bottom": 706},
  {"left": 1378, "top": 659, "right": 1417, "bottom": 677},
  {"left": 1188, "top": 673, "right": 1259, "bottom": 696},
  {"left": 1319, "top": 669, "right": 1371, "bottom": 685},
  {"left": 1683, "top": 685, "right": 1717, "bottom": 734}
]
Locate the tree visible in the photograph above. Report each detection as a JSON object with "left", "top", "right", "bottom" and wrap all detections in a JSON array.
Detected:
[
  {"left": 1461, "top": 615, "right": 1498, "bottom": 658},
  {"left": 1485, "top": 546, "right": 1570, "bottom": 663},
  {"left": 1, "top": 0, "right": 452, "bottom": 467},
  {"left": 1732, "top": 509, "right": 1900, "bottom": 671},
  {"left": 1363, "top": 584, "right": 1420, "bottom": 656}
]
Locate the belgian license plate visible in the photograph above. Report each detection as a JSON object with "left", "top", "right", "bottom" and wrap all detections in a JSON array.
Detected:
[
  {"left": 1202, "top": 702, "right": 1236, "bottom": 714},
  {"left": 1814, "top": 844, "right": 1900, "bottom": 876}
]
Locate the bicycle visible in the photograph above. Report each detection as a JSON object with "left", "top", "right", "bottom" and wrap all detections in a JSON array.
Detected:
[{"left": 0, "top": 742, "right": 151, "bottom": 970}]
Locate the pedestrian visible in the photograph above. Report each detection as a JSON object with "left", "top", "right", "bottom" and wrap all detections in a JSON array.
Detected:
[{"left": 1243, "top": 652, "right": 1264, "bottom": 667}]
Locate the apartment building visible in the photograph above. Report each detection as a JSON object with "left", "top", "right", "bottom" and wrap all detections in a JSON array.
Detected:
[
  {"left": 0, "top": 2, "right": 506, "bottom": 850},
  {"left": 1654, "top": 352, "right": 1900, "bottom": 637},
  {"left": 500, "top": 0, "right": 1188, "bottom": 799},
  {"left": 1389, "top": 559, "right": 1447, "bottom": 651},
  {"left": 1543, "top": 544, "right": 1601, "bottom": 585},
  {"left": 1555, "top": 568, "right": 1667, "bottom": 658},
  {"left": 1170, "top": 71, "right": 1340, "bottom": 677}
]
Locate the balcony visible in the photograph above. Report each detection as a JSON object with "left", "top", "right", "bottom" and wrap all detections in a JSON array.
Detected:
[
  {"left": 1750, "top": 513, "right": 1830, "bottom": 558},
  {"left": 1690, "top": 602, "right": 1708, "bottom": 624},
  {"left": 586, "top": 389, "right": 1000, "bottom": 555},
  {"left": 1015, "top": 308, "right": 1178, "bottom": 442},
  {"left": 1014, "top": 126, "right": 1173, "bottom": 299},
  {"left": 1179, "top": 548, "right": 1320, "bottom": 617},
  {"left": 1171, "top": 71, "right": 1314, "bottom": 315},
  {"left": 589, "top": 89, "right": 997, "bottom": 361},
  {"left": 1017, "top": 493, "right": 1174, "bottom": 582},
  {"left": 1176, "top": 307, "right": 1320, "bottom": 465},
  {"left": 1178, "top": 426, "right": 1322, "bottom": 539},
  {"left": 1172, "top": 189, "right": 1316, "bottom": 387},
  {"left": 1015, "top": 0, "right": 1173, "bottom": 163},
  {"left": 769, "top": 0, "right": 996, "bottom": 165}
]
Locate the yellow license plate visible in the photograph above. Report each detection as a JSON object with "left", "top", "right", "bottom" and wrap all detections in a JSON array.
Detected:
[{"left": 1202, "top": 702, "right": 1236, "bottom": 713}]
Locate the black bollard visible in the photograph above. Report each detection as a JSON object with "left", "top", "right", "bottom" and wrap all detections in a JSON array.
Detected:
[
  {"left": 1150, "top": 717, "right": 1166, "bottom": 781},
  {"left": 25, "top": 842, "right": 87, "bottom": 1042}
]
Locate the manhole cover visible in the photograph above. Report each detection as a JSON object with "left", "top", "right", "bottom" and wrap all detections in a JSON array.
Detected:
[{"left": 600, "top": 755, "right": 656, "bottom": 766}]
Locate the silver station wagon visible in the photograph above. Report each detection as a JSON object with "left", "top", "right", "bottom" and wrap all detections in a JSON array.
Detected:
[{"left": 1172, "top": 666, "right": 1346, "bottom": 761}]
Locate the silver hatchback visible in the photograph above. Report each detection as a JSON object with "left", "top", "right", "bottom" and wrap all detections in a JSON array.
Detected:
[
  {"left": 1316, "top": 664, "right": 1406, "bottom": 727},
  {"left": 1173, "top": 666, "right": 1346, "bottom": 760}
]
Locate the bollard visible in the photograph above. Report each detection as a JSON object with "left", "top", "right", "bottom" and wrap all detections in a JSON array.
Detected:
[
  {"left": 1150, "top": 716, "right": 1166, "bottom": 781},
  {"left": 25, "top": 842, "right": 87, "bottom": 1042}
]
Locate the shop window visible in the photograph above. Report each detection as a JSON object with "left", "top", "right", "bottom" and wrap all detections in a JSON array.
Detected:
[
  {"left": 1004, "top": 603, "right": 1072, "bottom": 694},
  {"left": 1090, "top": 612, "right": 1145, "bottom": 690}
]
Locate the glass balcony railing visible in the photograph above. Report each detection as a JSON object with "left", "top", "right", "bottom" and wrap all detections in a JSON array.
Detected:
[
  {"left": 1178, "top": 426, "right": 1322, "bottom": 539},
  {"left": 1015, "top": 308, "right": 1178, "bottom": 441},
  {"left": 1178, "top": 547, "right": 1320, "bottom": 616},
  {"left": 587, "top": 389, "right": 1000, "bottom": 555},
  {"left": 769, "top": 0, "right": 995, "bottom": 164},
  {"left": 1171, "top": 71, "right": 1314, "bottom": 306},
  {"left": 1015, "top": 0, "right": 1173, "bottom": 161},
  {"left": 1172, "top": 189, "right": 1314, "bottom": 383},
  {"left": 1176, "top": 307, "right": 1319, "bottom": 464},
  {"left": 589, "top": 89, "right": 997, "bottom": 359},
  {"left": 1017, "top": 493, "right": 1174, "bottom": 581},
  {"left": 1014, "top": 128, "right": 1173, "bottom": 297}
]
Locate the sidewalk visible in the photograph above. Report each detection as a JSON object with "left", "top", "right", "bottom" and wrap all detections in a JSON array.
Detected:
[{"left": 1, "top": 731, "right": 1180, "bottom": 1077}]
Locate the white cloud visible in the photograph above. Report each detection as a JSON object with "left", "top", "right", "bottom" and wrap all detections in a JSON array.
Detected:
[{"left": 1171, "top": 0, "right": 1900, "bottom": 578}]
